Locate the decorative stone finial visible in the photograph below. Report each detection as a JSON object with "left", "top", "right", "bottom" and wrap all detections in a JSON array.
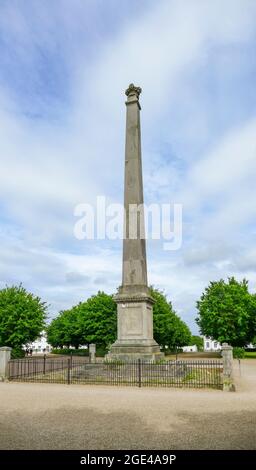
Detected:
[{"left": 125, "top": 83, "right": 142, "bottom": 99}]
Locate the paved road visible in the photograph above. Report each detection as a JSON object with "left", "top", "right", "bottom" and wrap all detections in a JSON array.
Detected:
[{"left": 0, "top": 360, "right": 255, "bottom": 450}]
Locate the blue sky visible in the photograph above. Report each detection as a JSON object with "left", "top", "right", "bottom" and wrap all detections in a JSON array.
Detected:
[{"left": 0, "top": 0, "right": 256, "bottom": 333}]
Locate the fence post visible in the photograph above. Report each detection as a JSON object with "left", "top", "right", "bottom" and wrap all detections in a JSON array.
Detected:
[
  {"left": 138, "top": 359, "right": 141, "bottom": 388},
  {"left": 221, "top": 343, "right": 235, "bottom": 391},
  {"left": 67, "top": 358, "right": 71, "bottom": 384},
  {"left": 0, "top": 347, "right": 12, "bottom": 381},
  {"left": 43, "top": 354, "right": 46, "bottom": 375}
]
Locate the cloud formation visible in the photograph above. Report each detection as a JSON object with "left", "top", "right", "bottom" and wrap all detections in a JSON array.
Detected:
[{"left": 0, "top": 0, "right": 256, "bottom": 331}]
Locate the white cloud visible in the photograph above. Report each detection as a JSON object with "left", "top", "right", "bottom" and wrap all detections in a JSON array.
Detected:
[
  {"left": 0, "top": 0, "right": 256, "bottom": 332},
  {"left": 190, "top": 118, "right": 256, "bottom": 198}
]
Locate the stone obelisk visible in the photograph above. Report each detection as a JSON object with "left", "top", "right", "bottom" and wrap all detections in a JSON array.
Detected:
[{"left": 108, "top": 84, "right": 163, "bottom": 361}]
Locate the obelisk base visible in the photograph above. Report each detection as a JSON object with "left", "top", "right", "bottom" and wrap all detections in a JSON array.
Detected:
[
  {"left": 107, "top": 296, "right": 164, "bottom": 362},
  {"left": 106, "top": 341, "right": 164, "bottom": 362}
]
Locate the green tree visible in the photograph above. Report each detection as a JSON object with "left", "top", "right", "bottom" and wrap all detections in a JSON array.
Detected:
[
  {"left": 47, "top": 306, "right": 81, "bottom": 348},
  {"left": 46, "top": 316, "right": 64, "bottom": 348},
  {"left": 0, "top": 285, "right": 47, "bottom": 356},
  {"left": 77, "top": 291, "right": 117, "bottom": 348},
  {"left": 47, "top": 289, "right": 192, "bottom": 353},
  {"left": 196, "top": 277, "right": 256, "bottom": 347},
  {"left": 47, "top": 292, "right": 117, "bottom": 351},
  {"left": 189, "top": 335, "right": 204, "bottom": 351},
  {"left": 150, "top": 288, "right": 191, "bottom": 349}
]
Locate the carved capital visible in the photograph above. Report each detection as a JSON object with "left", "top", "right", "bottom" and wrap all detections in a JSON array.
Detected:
[{"left": 125, "top": 83, "right": 142, "bottom": 99}]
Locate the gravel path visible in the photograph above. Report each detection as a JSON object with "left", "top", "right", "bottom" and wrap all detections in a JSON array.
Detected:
[{"left": 0, "top": 360, "right": 255, "bottom": 450}]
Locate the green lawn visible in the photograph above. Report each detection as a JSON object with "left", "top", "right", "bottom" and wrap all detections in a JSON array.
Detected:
[{"left": 244, "top": 351, "right": 256, "bottom": 358}]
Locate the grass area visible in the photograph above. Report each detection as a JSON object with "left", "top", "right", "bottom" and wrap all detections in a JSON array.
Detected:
[{"left": 244, "top": 352, "right": 256, "bottom": 358}]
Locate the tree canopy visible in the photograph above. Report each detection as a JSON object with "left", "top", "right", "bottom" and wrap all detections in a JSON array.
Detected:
[
  {"left": 47, "top": 291, "right": 117, "bottom": 349},
  {"left": 47, "top": 306, "right": 81, "bottom": 349},
  {"left": 150, "top": 288, "right": 191, "bottom": 349},
  {"left": 189, "top": 335, "right": 204, "bottom": 351},
  {"left": 77, "top": 291, "right": 117, "bottom": 348},
  {"left": 196, "top": 277, "right": 256, "bottom": 347},
  {"left": 0, "top": 284, "right": 47, "bottom": 356},
  {"left": 47, "top": 288, "right": 191, "bottom": 352}
]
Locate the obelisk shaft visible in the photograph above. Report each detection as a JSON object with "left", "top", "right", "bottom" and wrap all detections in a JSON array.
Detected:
[
  {"left": 121, "top": 84, "right": 148, "bottom": 293},
  {"left": 107, "top": 84, "right": 163, "bottom": 361}
]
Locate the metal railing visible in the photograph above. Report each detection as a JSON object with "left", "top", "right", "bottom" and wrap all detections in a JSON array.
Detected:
[{"left": 8, "top": 357, "right": 223, "bottom": 389}]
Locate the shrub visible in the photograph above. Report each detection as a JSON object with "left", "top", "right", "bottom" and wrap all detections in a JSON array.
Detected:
[
  {"left": 164, "top": 348, "right": 182, "bottom": 356},
  {"left": 51, "top": 348, "right": 89, "bottom": 356},
  {"left": 233, "top": 347, "right": 245, "bottom": 359},
  {"left": 96, "top": 345, "right": 108, "bottom": 357},
  {"left": 51, "top": 346, "right": 108, "bottom": 357},
  {"left": 11, "top": 347, "right": 25, "bottom": 359}
]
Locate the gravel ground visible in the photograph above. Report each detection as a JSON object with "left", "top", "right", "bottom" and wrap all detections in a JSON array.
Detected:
[{"left": 0, "top": 359, "right": 255, "bottom": 450}]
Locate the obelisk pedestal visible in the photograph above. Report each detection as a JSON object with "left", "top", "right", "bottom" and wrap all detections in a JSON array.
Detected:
[{"left": 107, "top": 84, "right": 163, "bottom": 361}]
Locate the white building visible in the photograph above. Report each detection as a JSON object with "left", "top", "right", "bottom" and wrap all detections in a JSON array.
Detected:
[
  {"left": 24, "top": 331, "right": 52, "bottom": 355},
  {"left": 181, "top": 345, "right": 198, "bottom": 353},
  {"left": 203, "top": 336, "right": 222, "bottom": 351}
]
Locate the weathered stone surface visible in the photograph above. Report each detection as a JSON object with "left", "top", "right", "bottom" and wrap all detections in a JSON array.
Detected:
[
  {"left": 221, "top": 343, "right": 236, "bottom": 392},
  {"left": 89, "top": 343, "right": 96, "bottom": 363},
  {"left": 0, "top": 347, "right": 12, "bottom": 380},
  {"left": 107, "top": 85, "right": 162, "bottom": 361},
  {"left": 122, "top": 83, "right": 147, "bottom": 290}
]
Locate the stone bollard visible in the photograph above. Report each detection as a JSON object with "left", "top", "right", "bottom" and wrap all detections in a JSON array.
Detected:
[
  {"left": 0, "top": 347, "right": 12, "bottom": 381},
  {"left": 221, "top": 343, "right": 235, "bottom": 391},
  {"left": 89, "top": 344, "right": 96, "bottom": 363}
]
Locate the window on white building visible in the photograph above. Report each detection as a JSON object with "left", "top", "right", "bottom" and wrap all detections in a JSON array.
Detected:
[
  {"left": 206, "top": 342, "right": 210, "bottom": 348},
  {"left": 214, "top": 342, "right": 218, "bottom": 348}
]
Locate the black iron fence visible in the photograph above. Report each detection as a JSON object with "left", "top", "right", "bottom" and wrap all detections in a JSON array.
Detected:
[
  {"left": 8, "top": 355, "right": 89, "bottom": 382},
  {"left": 8, "top": 357, "right": 223, "bottom": 389}
]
